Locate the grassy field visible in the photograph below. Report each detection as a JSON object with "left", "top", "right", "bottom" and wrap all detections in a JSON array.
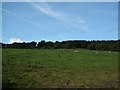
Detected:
[
  {"left": 2, "top": 49, "right": 118, "bottom": 88},
  {"left": 0, "top": 49, "right": 2, "bottom": 89}
]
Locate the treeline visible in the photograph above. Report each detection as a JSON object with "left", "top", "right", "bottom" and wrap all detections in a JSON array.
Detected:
[{"left": 1, "top": 40, "right": 120, "bottom": 51}]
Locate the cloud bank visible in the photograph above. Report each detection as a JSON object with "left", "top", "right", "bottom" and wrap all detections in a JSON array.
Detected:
[{"left": 9, "top": 38, "right": 23, "bottom": 44}]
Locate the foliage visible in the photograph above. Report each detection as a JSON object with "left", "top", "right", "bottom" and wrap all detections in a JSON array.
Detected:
[{"left": 2, "top": 40, "right": 120, "bottom": 51}]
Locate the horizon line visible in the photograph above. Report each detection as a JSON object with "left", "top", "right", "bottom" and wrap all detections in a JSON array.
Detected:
[{"left": 1, "top": 39, "right": 119, "bottom": 44}]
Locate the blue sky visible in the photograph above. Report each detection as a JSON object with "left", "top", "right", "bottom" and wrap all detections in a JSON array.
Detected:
[{"left": 2, "top": 2, "right": 118, "bottom": 43}]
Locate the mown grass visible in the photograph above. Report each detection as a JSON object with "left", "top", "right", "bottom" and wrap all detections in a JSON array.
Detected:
[{"left": 2, "top": 49, "right": 118, "bottom": 88}]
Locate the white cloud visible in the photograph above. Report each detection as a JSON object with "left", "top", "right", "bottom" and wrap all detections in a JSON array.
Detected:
[
  {"left": 30, "top": 2, "right": 90, "bottom": 33},
  {"left": 9, "top": 38, "right": 23, "bottom": 44},
  {"left": 30, "top": 2, "right": 67, "bottom": 21},
  {"left": 2, "top": 8, "right": 50, "bottom": 30},
  {"left": 2, "top": 8, "right": 40, "bottom": 26}
]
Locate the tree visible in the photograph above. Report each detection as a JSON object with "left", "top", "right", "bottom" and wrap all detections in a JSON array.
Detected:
[
  {"left": 38, "top": 40, "right": 46, "bottom": 49},
  {"left": 2, "top": 43, "right": 6, "bottom": 48},
  {"left": 87, "top": 43, "right": 96, "bottom": 50},
  {"left": 2, "top": 40, "right": 119, "bottom": 52},
  {"left": 54, "top": 41, "right": 61, "bottom": 49},
  {"left": 29, "top": 41, "right": 37, "bottom": 48},
  {"left": 46, "top": 41, "right": 54, "bottom": 49}
]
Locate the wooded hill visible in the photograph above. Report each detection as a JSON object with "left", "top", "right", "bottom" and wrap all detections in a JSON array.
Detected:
[{"left": 1, "top": 40, "right": 120, "bottom": 52}]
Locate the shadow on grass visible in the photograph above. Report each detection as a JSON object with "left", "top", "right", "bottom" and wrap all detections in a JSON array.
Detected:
[{"left": 2, "top": 79, "right": 16, "bottom": 88}]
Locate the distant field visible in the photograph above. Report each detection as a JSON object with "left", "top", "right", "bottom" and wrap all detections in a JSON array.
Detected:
[{"left": 2, "top": 49, "right": 118, "bottom": 88}]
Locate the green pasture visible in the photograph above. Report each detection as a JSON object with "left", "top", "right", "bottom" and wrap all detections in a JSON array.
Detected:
[{"left": 2, "top": 49, "right": 118, "bottom": 88}]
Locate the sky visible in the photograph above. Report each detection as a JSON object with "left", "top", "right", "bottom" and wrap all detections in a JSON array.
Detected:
[{"left": 2, "top": 2, "right": 118, "bottom": 43}]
